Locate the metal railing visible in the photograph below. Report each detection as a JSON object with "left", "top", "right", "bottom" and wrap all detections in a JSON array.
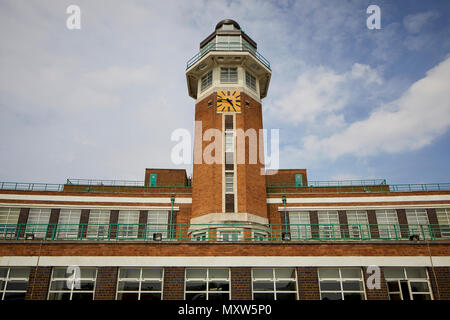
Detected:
[
  {"left": 1, "top": 223, "right": 448, "bottom": 242},
  {"left": 186, "top": 42, "right": 271, "bottom": 70}
]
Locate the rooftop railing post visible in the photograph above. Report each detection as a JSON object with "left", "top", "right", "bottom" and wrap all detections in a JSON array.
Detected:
[
  {"left": 282, "top": 196, "right": 287, "bottom": 237},
  {"left": 170, "top": 195, "right": 175, "bottom": 240}
]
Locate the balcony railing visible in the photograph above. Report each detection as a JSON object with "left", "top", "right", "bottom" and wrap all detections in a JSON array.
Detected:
[
  {"left": 186, "top": 42, "right": 271, "bottom": 70},
  {"left": 0, "top": 223, "right": 448, "bottom": 242}
]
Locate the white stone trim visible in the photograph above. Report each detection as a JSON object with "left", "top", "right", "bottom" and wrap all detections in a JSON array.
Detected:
[
  {"left": 267, "top": 195, "right": 450, "bottom": 204},
  {"left": 189, "top": 212, "right": 269, "bottom": 225}
]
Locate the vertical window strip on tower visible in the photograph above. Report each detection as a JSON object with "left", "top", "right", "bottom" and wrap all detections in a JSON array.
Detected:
[
  {"left": 185, "top": 268, "right": 230, "bottom": 301},
  {"left": 346, "top": 210, "right": 370, "bottom": 239},
  {"left": 87, "top": 209, "right": 110, "bottom": 239},
  {"left": 48, "top": 267, "right": 97, "bottom": 300},
  {"left": 56, "top": 209, "right": 81, "bottom": 239},
  {"left": 436, "top": 208, "right": 450, "bottom": 237},
  {"left": 200, "top": 70, "right": 212, "bottom": 91},
  {"left": 384, "top": 267, "right": 432, "bottom": 300},
  {"left": 26, "top": 208, "right": 51, "bottom": 239},
  {"left": 116, "top": 268, "right": 163, "bottom": 300},
  {"left": 245, "top": 71, "right": 256, "bottom": 90},
  {"left": 0, "top": 267, "right": 30, "bottom": 300},
  {"left": 252, "top": 268, "right": 297, "bottom": 300},
  {"left": 0, "top": 207, "right": 20, "bottom": 239},
  {"left": 318, "top": 268, "right": 366, "bottom": 300},
  {"left": 375, "top": 209, "right": 400, "bottom": 239}
]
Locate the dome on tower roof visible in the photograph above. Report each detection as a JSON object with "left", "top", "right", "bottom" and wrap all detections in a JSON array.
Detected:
[{"left": 215, "top": 19, "right": 241, "bottom": 30}]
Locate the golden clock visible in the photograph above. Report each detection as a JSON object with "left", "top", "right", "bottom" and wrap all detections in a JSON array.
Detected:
[{"left": 216, "top": 91, "right": 241, "bottom": 112}]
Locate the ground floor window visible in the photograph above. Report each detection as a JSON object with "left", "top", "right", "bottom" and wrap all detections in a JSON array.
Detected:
[
  {"left": 384, "top": 267, "right": 432, "bottom": 300},
  {"left": 0, "top": 267, "right": 30, "bottom": 300},
  {"left": 116, "top": 268, "right": 163, "bottom": 300},
  {"left": 318, "top": 268, "right": 366, "bottom": 300},
  {"left": 48, "top": 267, "right": 97, "bottom": 300},
  {"left": 185, "top": 268, "right": 230, "bottom": 300},
  {"left": 252, "top": 268, "right": 297, "bottom": 300}
]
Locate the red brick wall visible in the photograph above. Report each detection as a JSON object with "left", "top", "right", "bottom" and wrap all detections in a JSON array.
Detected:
[
  {"left": 428, "top": 267, "right": 450, "bottom": 300},
  {"left": 163, "top": 267, "right": 185, "bottom": 300},
  {"left": 94, "top": 267, "right": 118, "bottom": 300},
  {"left": 26, "top": 266, "right": 51, "bottom": 300},
  {"left": 230, "top": 267, "right": 252, "bottom": 300},
  {"left": 266, "top": 169, "right": 308, "bottom": 187},
  {"left": 363, "top": 267, "right": 389, "bottom": 300},
  {"left": 297, "top": 267, "right": 320, "bottom": 300},
  {"left": 144, "top": 169, "right": 188, "bottom": 186}
]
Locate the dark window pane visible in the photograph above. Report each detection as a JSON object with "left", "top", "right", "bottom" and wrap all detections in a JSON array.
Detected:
[
  {"left": 342, "top": 281, "right": 363, "bottom": 291},
  {"left": 276, "top": 281, "right": 296, "bottom": 291},
  {"left": 387, "top": 281, "right": 400, "bottom": 292},
  {"left": 0, "top": 268, "right": 8, "bottom": 277},
  {"left": 186, "top": 293, "right": 207, "bottom": 300},
  {"left": 117, "top": 293, "right": 139, "bottom": 300},
  {"left": 410, "top": 282, "right": 429, "bottom": 293},
  {"left": 320, "top": 281, "right": 341, "bottom": 291},
  {"left": 321, "top": 293, "right": 342, "bottom": 300},
  {"left": 389, "top": 293, "right": 402, "bottom": 300},
  {"left": 50, "top": 280, "right": 70, "bottom": 290},
  {"left": 253, "top": 281, "right": 274, "bottom": 291},
  {"left": 6, "top": 280, "right": 28, "bottom": 291},
  {"left": 344, "top": 293, "right": 364, "bottom": 300},
  {"left": 186, "top": 281, "right": 207, "bottom": 291},
  {"left": 254, "top": 293, "right": 274, "bottom": 300},
  {"left": 209, "top": 293, "right": 229, "bottom": 301},
  {"left": 118, "top": 281, "right": 139, "bottom": 291},
  {"left": 412, "top": 294, "right": 431, "bottom": 301},
  {"left": 140, "top": 293, "right": 161, "bottom": 300},
  {"left": 276, "top": 293, "right": 296, "bottom": 300},
  {"left": 209, "top": 281, "right": 229, "bottom": 291},
  {"left": 48, "top": 292, "right": 71, "bottom": 300},
  {"left": 400, "top": 281, "right": 411, "bottom": 300},
  {"left": 76, "top": 280, "right": 94, "bottom": 291},
  {"left": 72, "top": 293, "right": 93, "bottom": 300},
  {"left": 141, "top": 281, "right": 162, "bottom": 291},
  {"left": 0, "top": 280, "right": 5, "bottom": 290},
  {"left": 4, "top": 292, "right": 26, "bottom": 300}
]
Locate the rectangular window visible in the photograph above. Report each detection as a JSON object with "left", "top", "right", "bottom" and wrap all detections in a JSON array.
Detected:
[
  {"left": 0, "top": 267, "right": 30, "bottom": 300},
  {"left": 318, "top": 211, "right": 340, "bottom": 239},
  {"left": 376, "top": 209, "right": 400, "bottom": 239},
  {"left": 192, "top": 232, "right": 207, "bottom": 241},
  {"left": 220, "top": 67, "right": 238, "bottom": 83},
  {"left": 219, "top": 230, "right": 241, "bottom": 241},
  {"left": 384, "top": 267, "right": 432, "bottom": 300},
  {"left": 201, "top": 71, "right": 212, "bottom": 91},
  {"left": 146, "top": 210, "right": 169, "bottom": 240},
  {"left": 118, "top": 210, "right": 140, "bottom": 239},
  {"left": 216, "top": 35, "right": 240, "bottom": 48},
  {"left": 117, "top": 268, "right": 163, "bottom": 300},
  {"left": 225, "top": 193, "right": 235, "bottom": 213},
  {"left": 56, "top": 209, "right": 81, "bottom": 239},
  {"left": 346, "top": 210, "right": 370, "bottom": 239},
  {"left": 86, "top": 209, "right": 110, "bottom": 239},
  {"left": 225, "top": 130, "right": 234, "bottom": 170},
  {"left": 26, "top": 208, "right": 51, "bottom": 239},
  {"left": 225, "top": 172, "right": 234, "bottom": 193},
  {"left": 185, "top": 268, "right": 230, "bottom": 300},
  {"left": 436, "top": 208, "right": 450, "bottom": 237},
  {"left": 0, "top": 207, "right": 20, "bottom": 239},
  {"left": 318, "top": 268, "right": 365, "bottom": 300},
  {"left": 245, "top": 71, "right": 256, "bottom": 90},
  {"left": 295, "top": 173, "right": 303, "bottom": 187},
  {"left": 406, "top": 209, "right": 430, "bottom": 239},
  {"left": 288, "top": 211, "right": 311, "bottom": 240},
  {"left": 48, "top": 267, "right": 97, "bottom": 300},
  {"left": 252, "top": 268, "right": 297, "bottom": 300}
]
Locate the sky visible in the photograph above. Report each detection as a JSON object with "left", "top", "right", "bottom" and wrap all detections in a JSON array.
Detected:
[{"left": 0, "top": 0, "right": 449, "bottom": 185}]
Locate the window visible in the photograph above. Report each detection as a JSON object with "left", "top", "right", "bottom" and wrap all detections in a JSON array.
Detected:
[
  {"left": 117, "top": 210, "right": 140, "bottom": 239},
  {"left": 185, "top": 268, "right": 230, "bottom": 300},
  {"left": 220, "top": 67, "right": 238, "bottom": 83},
  {"left": 295, "top": 173, "right": 303, "bottom": 187},
  {"left": 288, "top": 211, "right": 311, "bottom": 240},
  {"left": 219, "top": 24, "right": 236, "bottom": 31},
  {"left": 436, "top": 208, "right": 450, "bottom": 237},
  {"left": 318, "top": 268, "right": 365, "bottom": 300},
  {"left": 346, "top": 210, "right": 370, "bottom": 239},
  {"left": 86, "top": 209, "right": 110, "bottom": 239},
  {"left": 48, "top": 267, "right": 96, "bottom": 300},
  {"left": 201, "top": 71, "right": 212, "bottom": 91},
  {"left": 192, "top": 232, "right": 207, "bottom": 241},
  {"left": 252, "top": 268, "right": 297, "bottom": 300},
  {"left": 216, "top": 35, "right": 240, "bottom": 47},
  {"left": 225, "top": 130, "right": 234, "bottom": 169},
  {"left": 245, "top": 71, "right": 256, "bottom": 90},
  {"left": 0, "top": 207, "right": 20, "bottom": 239},
  {"left": 26, "top": 208, "right": 51, "bottom": 239},
  {"left": 376, "top": 209, "right": 400, "bottom": 239},
  {"left": 146, "top": 210, "right": 169, "bottom": 240},
  {"left": 117, "top": 268, "right": 163, "bottom": 300},
  {"left": 384, "top": 267, "right": 432, "bottom": 300},
  {"left": 0, "top": 267, "right": 30, "bottom": 300},
  {"left": 219, "top": 230, "right": 241, "bottom": 241},
  {"left": 56, "top": 209, "right": 81, "bottom": 239},
  {"left": 318, "top": 211, "right": 340, "bottom": 239},
  {"left": 149, "top": 173, "right": 158, "bottom": 187},
  {"left": 253, "top": 232, "right": 268, "bottom": 241},
  {"left": 406, "top": 209, "right": 430, "bottom": 239},
  {"left": 225, "top": 172, "right": 234, "bottom": 193}
]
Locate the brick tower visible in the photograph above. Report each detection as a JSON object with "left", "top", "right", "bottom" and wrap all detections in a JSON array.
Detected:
[{"left": 186, "top": 19, "right": 272, "bottom": 239}]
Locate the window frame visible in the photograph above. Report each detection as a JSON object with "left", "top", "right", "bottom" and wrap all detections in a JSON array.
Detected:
[
  {"left": 318, "top": 267, "right": 366, "bottom": 300},
  {"left": 252, "top": 267, "right": 298, "bottom": 300},
  {"left": 48, "top": 267, "right": 97, "bottom": 300},
  {"left": 220, "top": 67, "right": 238, "bottom": 83},
  {"left": 184, "top": 268, "right": 230, "bottom": 301},
  {"left": 200, "top": 70, "right": 213, "bottom": 92},
  {"left": 384, "top": 267, "right": 433, "bottom": 300},
  {"left": 245, "top": 71, "right": 256, "bottom": 91},
  {"left": 116, "top": 267, "right": 164, "bottom": 300},
  {"left": 0, "top": 267, "right": 30, "bottom": 300}
]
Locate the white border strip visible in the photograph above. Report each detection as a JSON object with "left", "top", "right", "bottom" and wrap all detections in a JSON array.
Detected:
[
  {"left": 1, "top": 256, "right": 449, "bottom": 267},
  {"left": 268, "top": 195, "right": 450, "bottom": 204},
  {"left": 277, "top": 204, "right": 450, "bottom": 211},
  {"left": 0, "top": 203, "right": 180, "bottom": 210}
]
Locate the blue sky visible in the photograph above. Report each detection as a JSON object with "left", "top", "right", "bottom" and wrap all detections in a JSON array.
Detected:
[{"left": 0, "top": 0, "right": 449, "bottom": 185}]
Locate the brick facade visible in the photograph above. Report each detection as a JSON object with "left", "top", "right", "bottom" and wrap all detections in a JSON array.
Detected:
[
  {"left": 230, "top": 267, "right": 252, "bottom": 300},
  {"left": 428, "top": 267, "right": 450, "bottom": 300},
  {"left": 363, "top": 266, "right": 389, "bottom": 300},
  {"left": 26, "top": 266, "right": 52, "bottom": 300},
  {"left": 297, "top": 267, "right": 320, "bottom": 300},
  {"left": 94, "top": 267, "right": 118, "bottom": 300},
  {"left": 162, "top": 267, "right": 185, "bottom": 300}
]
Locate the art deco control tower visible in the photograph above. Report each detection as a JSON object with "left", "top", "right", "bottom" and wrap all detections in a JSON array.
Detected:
[{"left": 186, "top": 20, "right": 272, "bottom": 239}]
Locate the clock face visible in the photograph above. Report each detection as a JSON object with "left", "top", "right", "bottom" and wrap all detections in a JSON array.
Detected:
[{"left": 216, "top": 91, "right": 241, "bottom": 112}]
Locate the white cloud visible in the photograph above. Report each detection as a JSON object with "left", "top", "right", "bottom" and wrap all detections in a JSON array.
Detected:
[
  {"left": 403, "top": 11, "right": 439, "bottom": 34},
  {"left": 298, "top": 56, "right": 450, "bottom": 160}
]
